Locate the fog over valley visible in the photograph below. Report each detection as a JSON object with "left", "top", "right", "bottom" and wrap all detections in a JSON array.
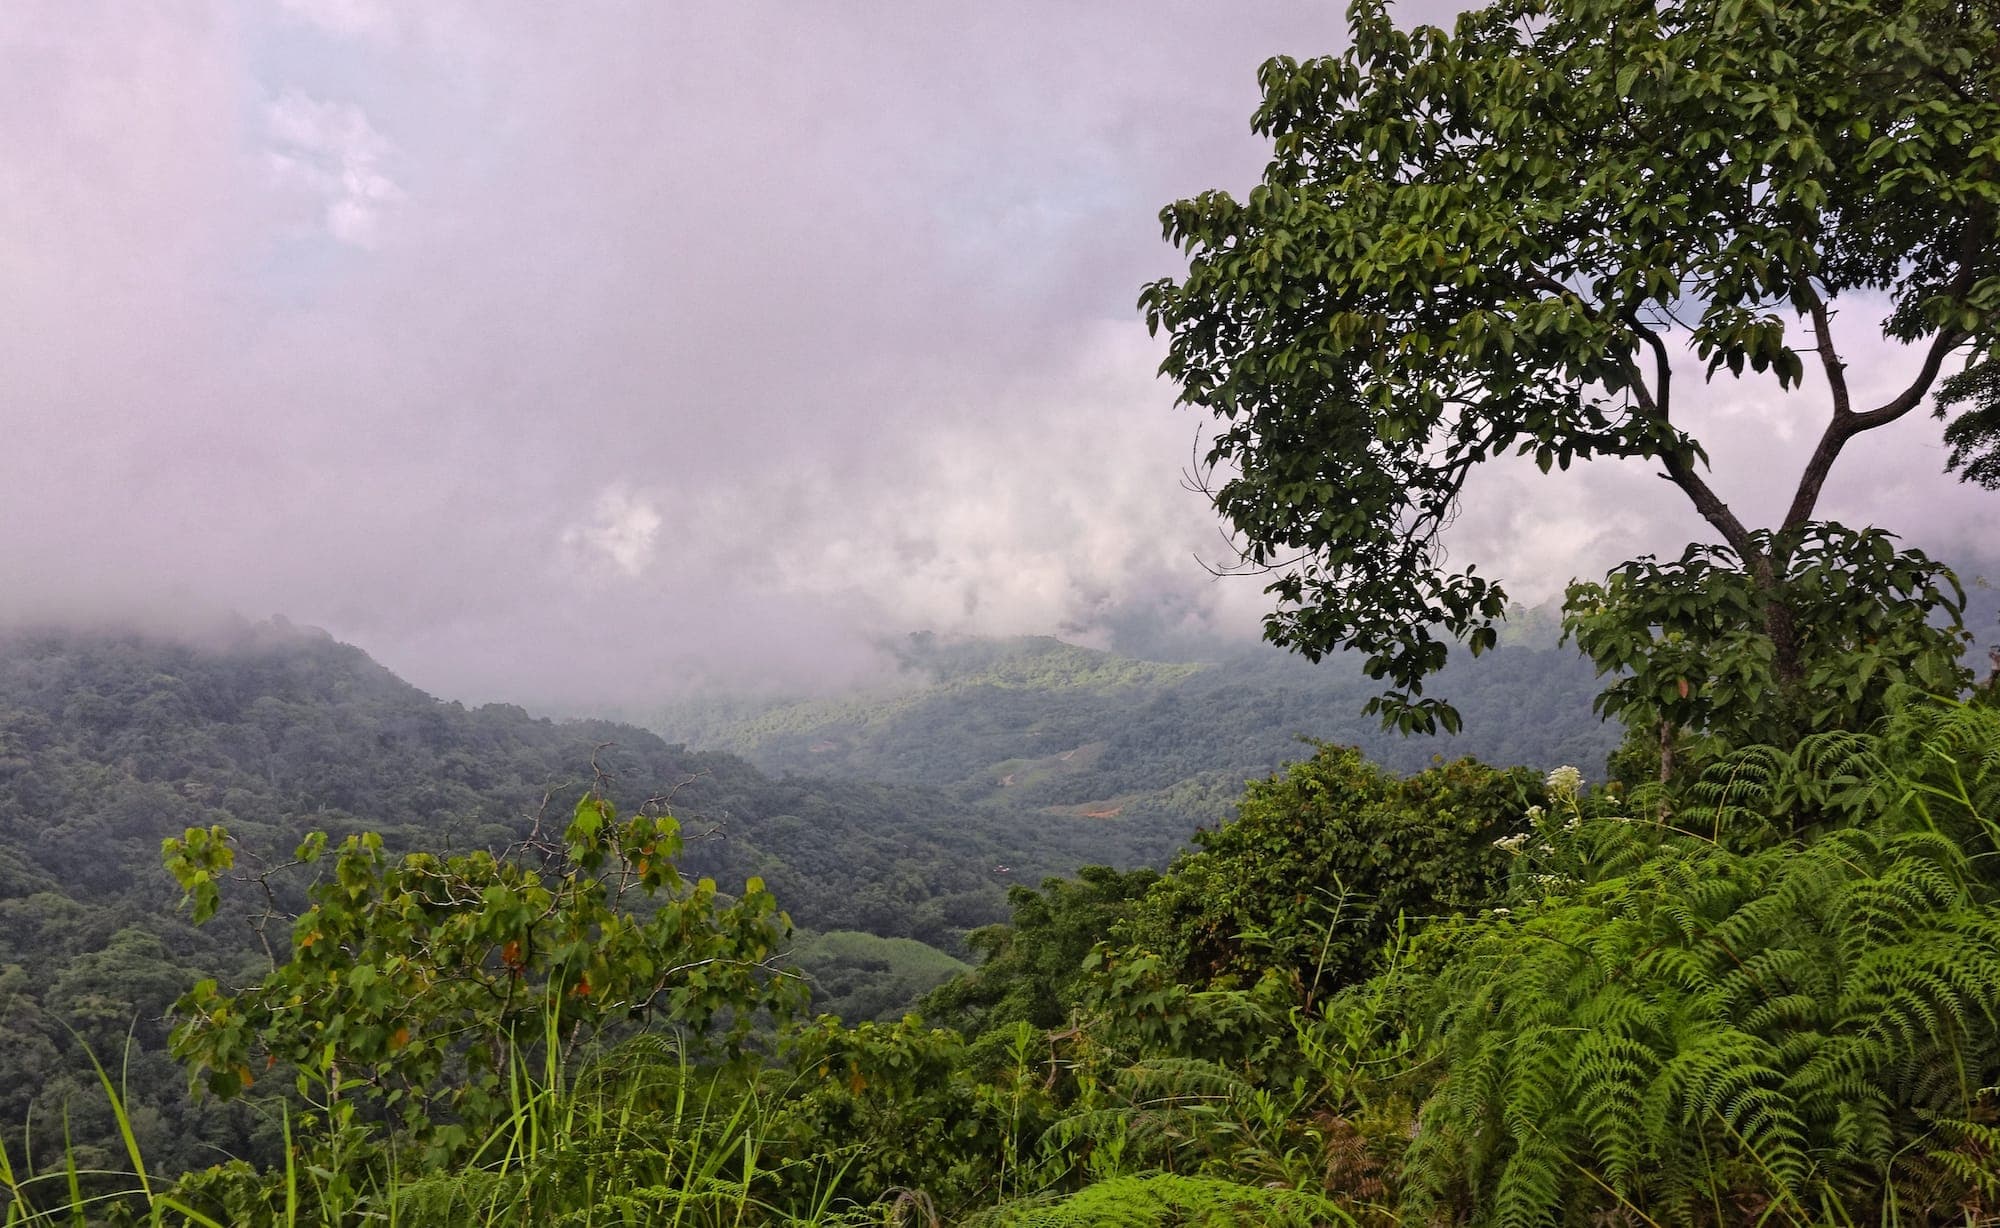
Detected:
[{"left": 4, "top": 0, "right": 1994, "bottom": 711}]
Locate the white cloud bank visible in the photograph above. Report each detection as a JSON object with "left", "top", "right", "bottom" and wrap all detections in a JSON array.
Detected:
[{"left": 0, "top": 1, "right": 1990, "bottom": 708}]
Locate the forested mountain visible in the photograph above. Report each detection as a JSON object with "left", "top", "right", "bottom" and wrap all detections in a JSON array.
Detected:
[
  {"left": 0, "top": 620, "right": 1209, "bottom": 1175},
  {"left": 0, "top": 613, "right": 1626, "bottom": 1181},
  {"left": 649, "top": 622, "right": 1622, "bottom": 833},
  {"left": 12, "top": 593, "right": 1985, "bottom": 1216}
]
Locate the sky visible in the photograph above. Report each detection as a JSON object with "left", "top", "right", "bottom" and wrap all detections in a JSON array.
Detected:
[{"left": 3, "top": 1, "right": 1994, "bottom": 708}]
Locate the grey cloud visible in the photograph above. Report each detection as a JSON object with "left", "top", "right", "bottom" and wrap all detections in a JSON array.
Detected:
[{"left": 2, "top": 1, "right": 1989, "bottom": 711}]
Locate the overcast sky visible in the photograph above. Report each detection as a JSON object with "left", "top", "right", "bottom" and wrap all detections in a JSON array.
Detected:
[{"left": 3, "top": 1, "right": 1993, "bottom": 707}]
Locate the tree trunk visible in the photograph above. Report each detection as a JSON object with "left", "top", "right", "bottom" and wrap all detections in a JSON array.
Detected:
[{"left": 1751, "top": 544, "right": 1809, "bottom": 753}]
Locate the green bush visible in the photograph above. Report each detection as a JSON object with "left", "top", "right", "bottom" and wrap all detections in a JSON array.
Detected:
[{"left": 1118, "top": 746, "right": 1540, "bottom": 1005}]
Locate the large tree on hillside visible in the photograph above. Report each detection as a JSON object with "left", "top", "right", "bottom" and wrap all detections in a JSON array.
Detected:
[{"left": 1141, "top": 0, "right": 1999, "bottom": 736}]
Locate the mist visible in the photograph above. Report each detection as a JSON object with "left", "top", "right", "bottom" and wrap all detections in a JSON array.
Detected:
[{"left": 4, "top": 1, "right": 1992, "bottom": 709}]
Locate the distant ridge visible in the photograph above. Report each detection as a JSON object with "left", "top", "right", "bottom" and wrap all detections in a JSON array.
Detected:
[{"left": 650, "top": 623, "right": 1622, "bottom": 836}]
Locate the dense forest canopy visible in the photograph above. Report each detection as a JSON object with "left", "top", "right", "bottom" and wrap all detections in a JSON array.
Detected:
[
  {"left": 0, "top": 614, "right": 1629, "bottom": 1197},
  {"left": 651, "top": 626, "right": 1624, "bottom": 827}
]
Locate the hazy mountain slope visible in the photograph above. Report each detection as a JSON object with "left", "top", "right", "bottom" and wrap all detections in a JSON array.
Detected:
[
  {"left": 0, "top": 622, "right": 1193, "bottom": 1177},
  {"left": 651, "top": 629, "right": 1623, "bottom": 833}
]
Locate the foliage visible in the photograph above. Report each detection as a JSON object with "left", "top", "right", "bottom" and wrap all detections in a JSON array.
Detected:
[
  {"left": 147, "top": 1033, "right": 882, "bottom": 1227},
  {"left": 773, "top": 1015, "right": 1058, "bottom": 1216},
  {"left": 1939, "top": 353, "right": 2000, "bottom": 489},
  {"left": 371, "top": 1036, "right": 861, "bottom": 1228},
  {"left": 1080, "top": 949, "right": 1303, "bottom": 1086},
  {"left": 1566, "top": 524, "right": 1972, "bottom": 777},
  {"left": 1139, "top": 0, "right": 2000, "bottom": 729},
  {"left": 12, "top": 594, "right": 2000, "bottom": 1224},
  {"left": 1118, "top": 745, "right": 1539, "bottom": 1003},
  {"left": 792, "top": 931, "right": 971, "bottom": 1024},
  {"left": 163, "top": 793, "right": 804, "bottom": 1167},
  {"left": 14, "top": 679, "right": 2000, "bottom": 1225},
  {"left": 920, "top": 866, "right": 1157, "bottom": 1042},
  {"left": 969, "top": 1171, "right": 1357, "bottom": 1227},
  {"left": 0, "top": 624, "right": 1143, "bottom": 1175},
  {"left": 1397, "top": 699, "right": 2000, "bottom": 1225}
]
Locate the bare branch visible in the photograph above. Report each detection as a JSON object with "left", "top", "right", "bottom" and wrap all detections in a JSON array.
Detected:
[
  {"left": 1658, "top": 452, "right": 1758, "bottom": 559},
  {"left": 1796, "top": 285, "right": 1850, "bottom": 418},
  {"left": 1622, "top": 313, "right": 1675, "bottom": 423},
  {"left": 1847, "top": 325, "right": 1974, "bottom": 432},
  {"left": 1841, "top": 214, "right": 1991, "bottom": 437}
]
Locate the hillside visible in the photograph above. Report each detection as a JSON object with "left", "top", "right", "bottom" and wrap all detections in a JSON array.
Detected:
[
  {"left": 649, "top": 624, "right": 1623, "bottom": 832},
  {"left": 0, "top": 621, "right": 1198, "bottom": 1174}
]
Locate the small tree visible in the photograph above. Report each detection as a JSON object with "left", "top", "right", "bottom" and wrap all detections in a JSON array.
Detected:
[
  {"left": 919, "top": 865, "right": 1159, "bottom": 1041},
  {"left": 1141, "top": 0, "right": 1999, "bottom": 733},
  {"left": 1117, "top": 745, "right": 1539, "bottom": 1004},
  {"left": 162, "top": 793, "right": 803, "bottom": 1164}
]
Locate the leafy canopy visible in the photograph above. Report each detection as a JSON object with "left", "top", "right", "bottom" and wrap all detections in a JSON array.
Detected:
[
  {"left": 1117, "top": 745, "right": 1539, "bottom": 1004},
  {"left": 1565, "top": 523, "right": 1971, "bottom": 772},
  {"left": 1141, "top": 0, "right": 2000, "bottom": 731}
]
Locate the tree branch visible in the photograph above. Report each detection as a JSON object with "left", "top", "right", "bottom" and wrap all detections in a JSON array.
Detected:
[
  {"left": 1605, "top": 315, "right": 1758, "bottom": 557},
  {"left": 1626, "top": 314, "right": 1675, "bottom": 425},
  {"left": 1659, "top": 451, "right": 1758, "bottom": 559},
  {"left": 1849, "top": 324, "right": 1974, "bottom": 432},
  {"left": 1781, "top": 214, "right": 1989, "bottom": 529},
  {"left": 1778, "top": 280, "right": 1853, "bottom": 530},
  {"left": 1798, "top": 285, "right": 1850, "bottom": 418},
  {"left": 1782, "top": 324, "right": 1972, "bottom": 530}
]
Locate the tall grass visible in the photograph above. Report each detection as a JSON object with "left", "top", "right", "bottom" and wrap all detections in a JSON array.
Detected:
[
  {"left": 2, "top": 1035, "right": 226, "bottom": 1227},
  {"left": 4, "top": 1029, "right": 871, "bottom": 1228}
]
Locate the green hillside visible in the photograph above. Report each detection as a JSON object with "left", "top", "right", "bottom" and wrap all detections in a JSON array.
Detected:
[
  {"left": 651, "top": 624, "right": 1622, "bottom": 832},
  {"left": 0, "top": 622, "right": 1186, "bottom": 1178},
  {"left": 789, "top": 930, "right": 973, "bottom": 1023}
]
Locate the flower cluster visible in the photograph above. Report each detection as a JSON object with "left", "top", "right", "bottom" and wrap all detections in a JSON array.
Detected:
[{"left": 1546, "top": 765, "right": 1584, "bottom": 800}]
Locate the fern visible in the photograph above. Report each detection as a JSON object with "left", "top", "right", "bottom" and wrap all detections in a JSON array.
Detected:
[{"left": 1402, "top": 700, "right": 2000, "bottom": 1224}]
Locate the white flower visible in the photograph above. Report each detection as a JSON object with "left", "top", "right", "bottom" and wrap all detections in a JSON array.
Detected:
[
  {"left": 1526, "top": 804, "right": 1545, "bottom": 822},
  {"left": 1494, "top": 833, "right": 1531, "bottom": 853},
  {"left": 1546, "top": 765, "right": 1584, "bottom": 799}
]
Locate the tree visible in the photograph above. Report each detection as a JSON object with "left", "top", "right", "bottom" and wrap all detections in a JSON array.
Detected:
[
  {"left": 1140, "top": 0, "right": 1999, "bottom": 732},
  {"left": 162, "top": 794, "right": 803, "bottom": 1166},
  {"left": 1565, "top": 523, "right": 1970, "bottom": 777},
  {"left": 1117, "top": 745, "right": 1539, "bottom": 1003},
  {"left": 918, "top": 865, "right": 1158, "bottom": 1041}
]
